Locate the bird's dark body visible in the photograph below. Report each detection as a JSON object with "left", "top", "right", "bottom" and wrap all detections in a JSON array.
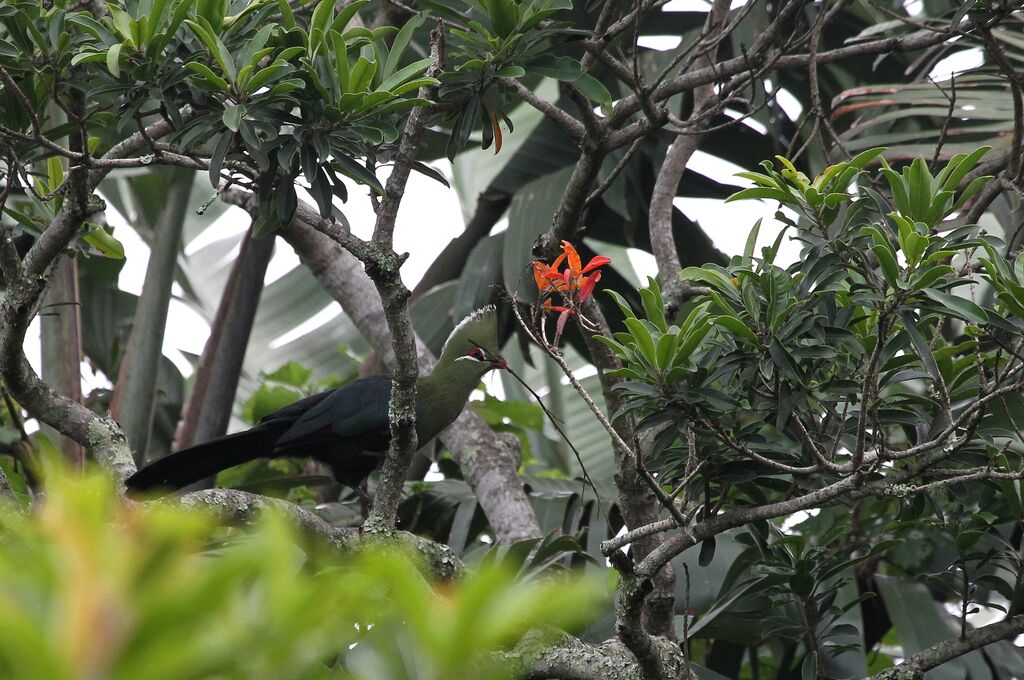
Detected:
[
  {"left": 126, "top": 375, "right": 394, "bottom": 494},
  {"left": 126, "top": 305, "right": 504, "bottom": 498}
]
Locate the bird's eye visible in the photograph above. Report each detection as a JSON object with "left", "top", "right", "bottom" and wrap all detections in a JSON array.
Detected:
[{"left": 466, "top": 347, "right": 486, "bottom": 361}]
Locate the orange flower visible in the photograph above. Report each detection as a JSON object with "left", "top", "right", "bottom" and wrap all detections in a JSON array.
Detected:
[{"left": 532, "top": 241, "right": 610, "bottom": 339}]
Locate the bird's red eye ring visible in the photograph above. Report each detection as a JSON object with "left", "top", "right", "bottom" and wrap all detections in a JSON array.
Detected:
[{"left": 466, "top": 347, "right": 486, "bottom": 361}]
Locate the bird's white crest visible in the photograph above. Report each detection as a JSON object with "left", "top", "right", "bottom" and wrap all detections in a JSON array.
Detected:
[
  {"left": 436, "top": 305, "right": 499, "bottom": 367},
  {"left": 447, "top": 305, "right": 496, "bottom": 340}
]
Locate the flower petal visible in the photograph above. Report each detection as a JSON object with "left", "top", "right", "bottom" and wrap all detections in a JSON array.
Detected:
[
  {"left": 556, "top": 308, "right": 572, "bottom": 339},
  {"left": 550, "top": 251, "right": 568, "bottom": 272},
  {"left": 561, "top": 241, "right": 581, "bottom": 275},
  {"left": 580, "top": 255, "right": 611, "bottom": 274},
  {"left": 578, "top": 270, "right": 602, "bottom": 301},
  {"left": 532, "top": 261, "right": 551, "bottom": 293}
]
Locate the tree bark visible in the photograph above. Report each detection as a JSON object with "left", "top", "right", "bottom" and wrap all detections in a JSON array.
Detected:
[
  {"left": 173, "top": 224, "right": 275, "bottom": 456},
  {"left": 111, "top": 169, "right": 193, "bottom": 456},
  {"left": 40, "top": 256, "right": 84, "bottom": 466}
]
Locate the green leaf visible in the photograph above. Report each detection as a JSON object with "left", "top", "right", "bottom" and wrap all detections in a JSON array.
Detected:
[
  {"left": 348, "top": 55, "right": 377, "bottom": 92},
  {"left": 871, "top": 244, "right": 901, "bottom": 289},
  {"left": 674, "top": 318, "right": 711, "bottom": 365},
  {"left": 572, "top": 72, "right": 612, "bottom": 113},
  {"left": 331, "top": 155, "right": 384, "bottom": 194},
  {"left": 906, "top": 157, "right": 932, "bottom": 219},
  {"left": 711, "top": 314, "right": 757, "bottom": 344},
  {"left": 494, "top": 65, "right": 526, "bottom": 78},
  {"left": 950, "top": 175, "right": 993, "bottom": 214},
  {"left": 243, "top": 384, "right": 304, "bottom": 423},
  {"left": 377, "top": 57, "right": 434, "bottom": 94},
  {"left": 623, "top": 318, "right": 657, "bottom": 367},
  {"left": 105, "top": 42, "right": 122, "bottom": 78},
  {"left": 310, "top": 0, "right": 335, "bottom": 46},
  {"left": 184, "top": 18, "right": 236, "bottom": 81},
  {"left": 221, "top": 103, "right": 244, "bottom": 132},
  {"left": 604, "top": 289, "right": 637, "bottom": 320},
  {"left": 525, "top": 54, "right": 583, "bottom": 80},
  {"left": 897, "top": 309, "right": 941, "bottom": 385},
  {"left": 698, "top": 537, "right": 716, "bottom": 567},
  {"left": 264, "top": 361, "right": 314, "bottom": 387},
  {"left": 938, "top": 146, "right": 990, "bottom": 191},
  {"left": 276, "top": 0, "right": 296, "bottom": 29},
  {"left": 83, "top": 225, "right": 125, "bottom": 259},
  {"left": 726, "top": 187, "right": 794, "bottom": 204},
  {"left": 742, "top": 218, "right": 761, "bottom": 266},
  {"left": 639, "top": 282, "right": 667, "bottom": 332},
  {"left": 208, "top": 129, "right": 233, "bottom": 188},
  {"left": 185, "top": 61, "right": 230, "bottom": 93},
  {"left": 679, "top": 266, "right": 737, "bottom": 295},
  {"left": 382, "top": 13, "right": 423, "bottom": 79},
  {"left": 921, "top": 289, "right": 988, "bottom": 324},
  {"left": 244, "top": 62, "right": 291, "bottom": 94},
  {"left": 768, "top": 338, "right": 802, "bottom": 382},
  {"left": 879, "top": 160, "right": 911, "bottom": 215},
  {"left": 482, "top": 0, "right": 517, "bottom": 37}
]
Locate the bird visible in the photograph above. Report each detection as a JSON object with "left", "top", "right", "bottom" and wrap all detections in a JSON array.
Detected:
[{"left": 126, "top": 306, "right": 506, "bottom": 497}]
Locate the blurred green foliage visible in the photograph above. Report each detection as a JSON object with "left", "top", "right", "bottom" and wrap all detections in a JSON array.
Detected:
[{"left": 0, "top": 465, "right": 603, "bottom": 680}]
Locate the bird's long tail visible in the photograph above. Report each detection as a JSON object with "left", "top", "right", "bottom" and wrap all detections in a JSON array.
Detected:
[{"left": 125, "top": 428, "right": 279, "bottom": 496}]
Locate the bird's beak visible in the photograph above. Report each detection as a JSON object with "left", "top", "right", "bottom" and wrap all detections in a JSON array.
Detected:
[{"left": 490, "top": 354, "right": 508, "bottom": 370}]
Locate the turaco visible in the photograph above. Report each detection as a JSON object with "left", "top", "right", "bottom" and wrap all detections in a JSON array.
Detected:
[{"left": 126, "top": 306, "right": 506, "bottom": 496}]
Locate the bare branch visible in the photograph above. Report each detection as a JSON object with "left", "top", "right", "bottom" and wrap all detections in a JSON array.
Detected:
[
  {"left": 509, "top": 80, "right": 586, "bottom": 140},
  {"left": 648, "top": 0, "right": 730, "bottom": 313},
  {"left": 871, "top": 616, "right": 1024, "bottom": 679},
  {"left": 362, "top": 23, "right": 445, "bottom": 533}
]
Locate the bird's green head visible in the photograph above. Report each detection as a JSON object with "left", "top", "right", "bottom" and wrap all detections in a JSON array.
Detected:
[{"left": 438, "top": 305, "right": 506, "bottom": 373}]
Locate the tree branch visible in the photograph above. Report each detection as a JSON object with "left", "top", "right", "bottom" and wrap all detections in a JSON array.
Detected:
[
  {"left": 176, "top": 488, "right": 463, "bottom": 579},
  {"left": 355, "top": 24, "right": 444, "bottom": 532},
  {"left": 872, "top": 615, "right": 1024, "bottom": 679},
  {"left": 503, "top": 628, "right": 693, "bottom": 680},
  {"left": 648, "top": 0, "right": 730, "bottom": 315},
  {"left": 509, "top": 80, "right": 586, "bottom": 140}
]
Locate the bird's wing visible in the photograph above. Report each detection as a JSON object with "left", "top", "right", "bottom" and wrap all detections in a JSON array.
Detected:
[
  {"left": 257, "top": 389, "right": 335, "bottom": 427},
  {"left": 274, "top": 374, "right": 392, "bottom": 448}
]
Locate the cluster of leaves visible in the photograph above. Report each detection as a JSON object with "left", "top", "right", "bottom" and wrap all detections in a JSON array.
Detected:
[
  {"left": 0, "top": 0, "right": 600, "bottom": 234},
  {"left": 735, "top": 524, "right": 896, "bottom": 680},
  {"left": 599, "top": 149, "right": 1012, "bottom": 481},
  {"left": 421, "top": 0, "right": 608, "bottom": 157},
  {"left": 0, "top": 464, "right": 603, "bottom": 680},
  {"left": 596, "top": 148, "right": 1024, "bottom": 672},
  {"left": 3, "top": 0, "right": 435, "bottom": 235}
]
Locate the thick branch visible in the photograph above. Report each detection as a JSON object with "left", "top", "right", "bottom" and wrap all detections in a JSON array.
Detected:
[
  {"left": 509, "top": 80, "right": 586, "bottom": 140},
  {"left": 535, "top": 146, "right": 607, "bottom": 259},
  {"left": 111, "top": 170, "right": 193, "bottom": 455},
  {"left": 872, "top": 615, "right": 1024, "bottom": 679},
  {"left": 40, "top": 257, "right": 85, "bottom": 465},
  {"left": 503, "top": 629, "right": 693, "bottom": 680},
  {"left": 173, "top": 223, "right": 275, "bottom": 458},
  {"left": 177, "top": 488, "right": 463, "bottom": 579},
  {"left": 0, "top": 158, "right": 136, "bottom": 488}
]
